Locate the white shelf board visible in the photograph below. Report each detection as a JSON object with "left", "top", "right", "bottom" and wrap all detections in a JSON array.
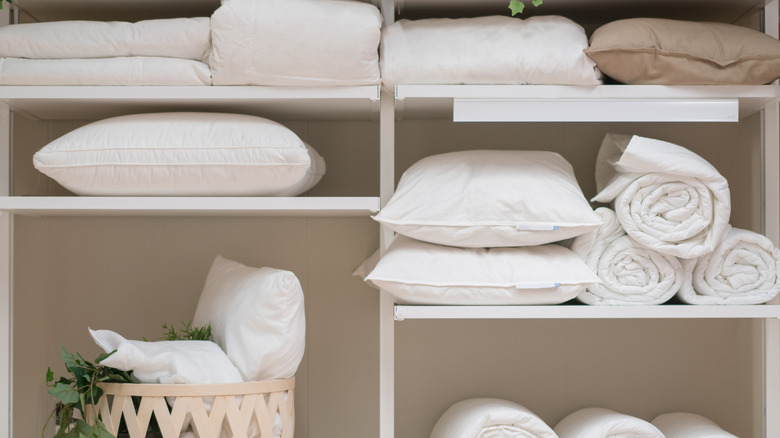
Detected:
[
  {"left": 0, "top": 196, "right": 380, "bottom": 217},
  {"left": 394, "top": 304, "right": 780, "bottom": 320},
  {"left": 394, "top": 84, "right": 780, "bottom": 121},
  {"left": 0, "top": 85, "right": 381, "bottom": 121}
]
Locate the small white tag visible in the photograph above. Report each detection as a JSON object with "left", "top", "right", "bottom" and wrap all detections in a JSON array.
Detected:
[
  {"left": 515, "top": 282, "right": 560, "bottom": 289},
  {"left": 516, "top": 225, "right": 559, "bottom": 231}
]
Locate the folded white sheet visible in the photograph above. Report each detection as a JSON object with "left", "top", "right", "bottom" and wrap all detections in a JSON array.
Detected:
[
  {"left": 380, "top": 15, "right": 602, "bottom": 91},
  {"left": 554, "top": 407, "right": 664, "bottom": 438},
  {"left": 652, "top": 412, "right": 737, "bottom": 438},
  {"left": 592, "top": 133, "right": 731, "bottom": 259},
  {"left": 0, "top": 18, "right": 211, "bottom": 62},
  {"left": 678, "top": 226, "right": 780, "bottom": 304},
  {"left": 0, "top": 57, "right": 211, "bottom": 85},
  {"left": 430, "top": 398, "right": 558, "bottom": 438},
  {"left": 570, "top": 207, "right": 682, "bottom": 305}
]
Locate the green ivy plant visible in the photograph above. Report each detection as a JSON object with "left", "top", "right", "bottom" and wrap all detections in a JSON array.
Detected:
[
  {"left": 160, "top": 320, "right": 212, "bottom": 341},
  {"left": 509, "top": 0, "right": 543, "bottom": 15}
]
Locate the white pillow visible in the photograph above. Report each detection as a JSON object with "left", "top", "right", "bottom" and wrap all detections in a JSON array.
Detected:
[
  {"left": 365, "top": 235, "right": 599, "bottom": 305},
  {"left": 380, "top": 15, "right": 602, "bottom": 91},
  {"left": 554, "top": 407, "right": 664, "bottom": 438},
  {"left": 373, "top": 150, "right": 602, "bottom": 248},
  {"left": 89, "top": 328, "right": 243, "bottom": 385},
  {"left": 33, "top": 112, "right": 325, "bottom": 196},
  {"left": 210, "top": 0, "right": 381, "bottom": 86},
  {"left": 652, "top": 412, "right": 737, "bottom": 438},
  {"left": 430, "top": 398, "right": 558, "bottom": 438},
  {"left": 192, "top": 256, "right": 306, "bottom": 382}
]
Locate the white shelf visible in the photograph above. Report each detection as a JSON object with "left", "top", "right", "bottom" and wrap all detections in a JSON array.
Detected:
[
  {"left": 394, "top": 304, "right": 780, "bottom": 320},
  {"left": 394, "top": 84, "right": 780, "bottom": 121},
  {"left": 0, "top": 85, "right": 381, "bottom": 121},
  {"left": 0, "top": 196, "right": 380, "bottom": 217}
]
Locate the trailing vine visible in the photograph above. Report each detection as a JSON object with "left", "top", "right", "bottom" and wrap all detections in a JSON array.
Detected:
[{"left": 509, "top": 0, "right": 543, "bottom": 15}]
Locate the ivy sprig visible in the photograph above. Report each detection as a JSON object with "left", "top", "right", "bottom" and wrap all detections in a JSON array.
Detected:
[{"left": 509, "top": 0, "right": 543, "bottom": 16}]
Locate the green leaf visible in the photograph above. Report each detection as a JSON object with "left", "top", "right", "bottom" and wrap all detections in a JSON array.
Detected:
[
  {"left": 95, "top": 350, "right": 115, "bottom": 364},
  {"left": 508, "top": 0, "right": 525, "bottom": 15},
  {"left": 46, "top": 367, "right": 54, "bottom": 383},
  {"left": 48, "top": 382, "right": 79, "bottom": 404},
  {"left": 531, "top": 0, "right": 543, "bottom": 6},
  {"left": 61, "top": 346, "right": 77, "bottom": 371}
]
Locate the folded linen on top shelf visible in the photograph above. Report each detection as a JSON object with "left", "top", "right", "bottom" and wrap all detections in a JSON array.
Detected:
[
  {"left": 592, "top": 133, "right": 731, "bottom": 259},
  {"left": 678, "top": 226, "right": 780, "bottom": 304},
  {"left": 554, "top": 407, "right": 664, "bottom": 438},
  {"left": 430, "top": 398, "right": 558, "bottom": 438},
  {"left": 570, "top": 207, "right": 682, "bottom": 305},
  {"left": 380, "top": 15, "right": 602, "bottom": 91},
  {"left": 652, "top": 412, "right": 737, "bottom": 438}
]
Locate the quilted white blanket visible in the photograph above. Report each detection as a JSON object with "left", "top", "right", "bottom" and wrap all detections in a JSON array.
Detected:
[
  {"left": 431, "top": 398, "right": 557, "bottom": 438},
  {"left": 555, "top": 407, "right": 664, "bottom": 438},
  {"left": 678, "top": 227, "right": 780, "bottom": 304},
  {"left": 570, "top": 207, "right": 682, "bottom": 305},
  {"left": 592, "top": 133, "right": 731, "bottom": 259}
]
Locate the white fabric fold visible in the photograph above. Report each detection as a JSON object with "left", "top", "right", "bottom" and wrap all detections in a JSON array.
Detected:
[
  {"left": 570, "top": 207, "right": 682, "bottom": 305},
  {"left": 592, "top": 133, "right": 731, "bottom": 259},
  {"left": 678, "top": 227, "right": 780, "bottom": 304},
  {"left": 652, "top": 412, "right": 737, "bottom": 438},
  {"left": 430, "top": 398, "right": 558, "bottom": 438},
  {"left": 554, "top": 407, "right": 664, "bottom": 438}
]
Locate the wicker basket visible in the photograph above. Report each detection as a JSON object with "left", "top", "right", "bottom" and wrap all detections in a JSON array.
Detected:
[{"left": 92, "top": 377, "right": 294, "bottom": 438}]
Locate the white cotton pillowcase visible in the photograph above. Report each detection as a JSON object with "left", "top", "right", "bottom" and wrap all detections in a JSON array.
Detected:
[
  {"left": 0, "top": 18, "right": 211, "bottom": 62},
  {"left": 365, "top": 235, "right": 599, "bottom": 305},
  {"left": 33, "top": 112, "right": 325, "bottom": 196},
  {"left": 380, "top": 15, "right": 602, "bottom": 91},
  {"left": 374, "top": 150, "right": 602, "bottom": 248},
  {"left": 210, "top": 0, "right": 381, "bottom": 86},
  {"left": 554, "top": 407, "right": 664, "bottom": 438},
  {"left": 192, "top": 256, "right": 306, "bottom": 382},
  {"left": 89, "top": 328, "right": 243, "bottom": 385},
  {"left": 430, "top": 398, "right": 558, "bottom": 438},
  {"left": 652, "top": 412, "right": 737, "bottom": 438}
]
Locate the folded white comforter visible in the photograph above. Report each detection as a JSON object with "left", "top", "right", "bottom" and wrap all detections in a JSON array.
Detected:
[
  {"left": 678, "top": 227, "right": 780, "bottom": 304},
  {"left": 592, "top": 133, "right": 731, "bottom": 259},
  {"left": 652, "top": 412, "right": 737, "bottom": 438},
  {"left": 0, "top": 57, "right": 211, "bottom": 86},
  {"left": 431, "top": 398, "right": 558, "bottom": 438},
  {"left": 554, "top": 407, "right": 663, "bottom": 438},
  {"left": 570, "top": 207, "right": 683, "bottom": 305}
]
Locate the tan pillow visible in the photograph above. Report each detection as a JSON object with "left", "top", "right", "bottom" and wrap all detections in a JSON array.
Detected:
[{"left": 585, "top": 18, "right": 780, "bottom": 85}]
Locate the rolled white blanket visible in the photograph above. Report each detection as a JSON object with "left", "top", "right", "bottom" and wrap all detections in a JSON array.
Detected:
[
  {"left": 554, "top": 407, "right": 663, "bottom": 438},
  {"left": 678, "top": 227, "right": 780, "bottom": 304},
  {"left": 430, "top": 398, "right": 558, "bottom": 438},
  {"left": 652, "top": 412, "right": 737, "bottom": 438},
  {"left": 592, "top": 133, "right": 730, "bottom": 259},
  {"left": 570, "top": 207, "right": 683, "bottom": 305}
]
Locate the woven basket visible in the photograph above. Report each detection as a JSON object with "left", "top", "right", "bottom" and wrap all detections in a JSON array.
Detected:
[{"left": 92, "top": 377, "right": 294, "bottom": 438}]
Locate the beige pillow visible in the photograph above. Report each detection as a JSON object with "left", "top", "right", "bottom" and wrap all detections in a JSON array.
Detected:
[{"left": 585, "top": 18, "right": 780, "bottom": 85}]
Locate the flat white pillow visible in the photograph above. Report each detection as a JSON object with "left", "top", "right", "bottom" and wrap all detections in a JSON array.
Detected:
[
  {"left": 652, "top": 412, "right": 737, "bottom": 438},
  {"left": 33, "top": 112, "right": 325, "bottom": 196},
  {"left": 380, "top": 15, "right": 602, "bottom": 91},
  {"left": 365, "top": 235, "right": 599, "bottom": 305},
  {"left": 554, "top": 407, "right": 664, "bottom": 438},
  {"left": 430, "top": 398, "right": 558, "bottom": 438},
  {"left": 0, "top": 18, "right": 211, "bottom": 62},
  {"left": 210, "top": 0, "right": 381, "bottom": 86},
  {"left": 89, "top": 328, "right": 243, "bottom": 385},
  {"left": 374, "top": 150, "right": 602, "bottom": 248},
  {"left": 192, "top": 256, "right": 306, "bottom": 382}
]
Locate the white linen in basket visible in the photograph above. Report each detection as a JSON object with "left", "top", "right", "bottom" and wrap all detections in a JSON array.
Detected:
[
  {"left": 193, "top": 256, "right": 306, "bottom": 382},
  {"left": 554, "top": 407, "right": 664, "bottom": 438},
  {"left": 210, "top": 0, "right": 381, "bottom": 86},
  {"left": 380, "top": 15, "right": 602, "bottom": 91},
  {"left": 652, "top": 412, "right": 737, "bottom": 438},
  {"left": 33, "top": 112, "right": 325, "bottom": 196},
  {"left": 592, "top": 133, "right": 731, "bottom": 259},
  {"left": 569, "top": 207, "right": 683, "bottom": 305},
  {"left": 374, "top": 150, "right": 603, "bottom": 248},
  {"left": 678, "top": 226, "right": 780, "bottom": 304},
  {"left": 0, "top": 57, "right": 211, "bottom": 86},
  {"left": 365, "top": 235, "right": 599, "bottom": 305},
  {"left": 430, "top": 398, "right": 558, "bottom": 438},
  {"left": 0, "top": 18, "right": 211, "bottom": 62}
]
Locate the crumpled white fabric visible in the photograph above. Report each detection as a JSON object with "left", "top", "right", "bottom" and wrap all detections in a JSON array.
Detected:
[
  {"left": 592, "top": 133, "right": 731, "bottom": 259},
  {"left": 430, "top": 398, "right": 558, "bottom": 438},
  {"left": 554, "top": 407, "right": 664, "bottom": 438},
  {"left": 652, "top": 412, "right": 737, "bottom": 438},
  {"left": 570, "top": 207, "right": 682, "bottom": 305},
  {"left": 678, "top": 226, "right": 780, "bottom": 304}
]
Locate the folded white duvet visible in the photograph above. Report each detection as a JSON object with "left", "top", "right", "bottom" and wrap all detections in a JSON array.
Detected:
[
  {"left": 0, "top": 57, "right": 211, "bottom": 86},
  {"left": 431, "top": 398, "right": 558, "bottom": 438},
  {"left": 554, "top": 407, "right": 663, "bottom": 438},
  {"left": 678, "top": 227, "right": 780, "bottom": 304},
  {"left": 592, "top": 133, "right": 731, "bottom": 259},
  {"left": 380, "top": 15, "right": 602, "bottom": 91},
  {"left": 570, "top": 207, "right": 682, "bottom": 305},
  {"left": 652, "top": 412, "right": 737, "bottom": 438},
  {"left": 0, "top": 18, "right": 211, "bottom": 62}
]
